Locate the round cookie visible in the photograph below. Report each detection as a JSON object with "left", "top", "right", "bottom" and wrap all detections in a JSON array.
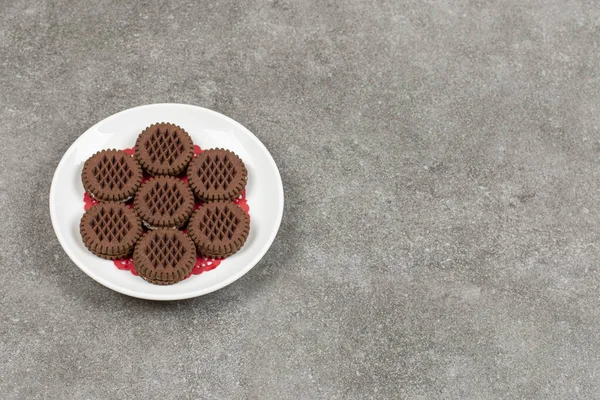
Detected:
[
  {"left": 188, "top": 201, "right": 250, "bottom": 258},
  {"left": 186, "top": 149, "right": 247, "bottom": 202},
  {"left": 134, "top": 122, "right": 194, "bottom": 176},
  {"left": 81, "top": 149, "right": 143, "bottom": 202},
  {"left": 133, "top": 229, "right": 196, "bottom": 285},
  {"left": 134, "top": 176, "right": 194, "bottom": 229},
  {"left": 80, "top": 202, "right": 142, "bottom": 259}
]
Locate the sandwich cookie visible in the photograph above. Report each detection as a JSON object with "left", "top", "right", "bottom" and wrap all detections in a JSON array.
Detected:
[
  {"left": 81, "top": 149, "right": 142, "bottom": 202},
  {"left": 186, "top": 149, "right": 247, "bottom": 202},
  {"left": 80, "top": 202, "right": 142, "bottom": 259},
  {"left": 134, "top": 122, "right": 194, "bottom": 176},
  {"left": 134, "top": 176, "right": 194, "bottom": 229},
  {"left": 133, "top": 229, "right": 196, "bottom": 285},
  {"left": 188, "top": 201, "right": 249, "bottom": 258}
]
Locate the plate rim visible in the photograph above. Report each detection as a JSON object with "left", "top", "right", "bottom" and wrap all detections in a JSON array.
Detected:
[{"left": 49, "top": 103, "right": 284, "bottom": 301}]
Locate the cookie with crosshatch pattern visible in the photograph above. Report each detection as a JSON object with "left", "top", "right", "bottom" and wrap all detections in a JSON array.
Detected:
[
  {"left": 186, "top": 148, "right": 247, "bottom": 202},
  {"left": 134, "top": 176, "right": 194, "bottom": 229},
  {"left": 81, "top": 149, "right": 143, "bottom": 202},
  {"left": 133, "top": 229, "right": 196, "bottom": 285},
  {"left": 80, "top": 202, "right": 143, "bottom": 259},
  {"left": 134, "top": 122, "right": 194, "bottom": 176},
  {"left": 188, "top": 201, "right": 250, "bottom": 258}
]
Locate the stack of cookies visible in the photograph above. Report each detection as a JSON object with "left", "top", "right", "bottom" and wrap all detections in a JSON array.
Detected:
[{"left": 80, "top": 122, "right": 250, "bottom": 285}]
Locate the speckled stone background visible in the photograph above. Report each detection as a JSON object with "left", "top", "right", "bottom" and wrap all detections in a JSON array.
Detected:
[{"left": 1, "top": 0, "right": 599, "bottom": 398}]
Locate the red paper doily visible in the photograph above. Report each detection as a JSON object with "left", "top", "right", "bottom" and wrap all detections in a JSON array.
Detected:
[{"left": 83, "top": 145, "right": 249, "bottom": 278}]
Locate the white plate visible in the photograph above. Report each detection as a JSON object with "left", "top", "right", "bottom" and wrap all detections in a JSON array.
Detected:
[{"left": 49, "top": 104, "right": 284, "bottom": 300}]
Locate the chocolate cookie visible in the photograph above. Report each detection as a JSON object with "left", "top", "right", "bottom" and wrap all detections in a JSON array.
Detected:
[
  {"left": 134, "top": 122, "right": 194, "bottom": 176},
  {"left": 133, "top": 229, "right": 196, "bottom": 285},
  {"left": 134, "top": 176, "right": 194, "bottom": 229},
  {"left": 188, "top": 201, "right": 250, "bottom": 258},
  {"left": 80, "top": 202, "right": 142, "bottom": 259},
  {"left": 81, "top": 149, "right": 143, "bottom": 202},
  {"left": 187, "top": 149, "right": 247, "bottom": 202}
]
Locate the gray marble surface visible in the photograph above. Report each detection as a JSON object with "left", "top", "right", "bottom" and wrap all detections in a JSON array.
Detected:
[{"left": 1, "top": 0, "right": 600, "bottom": 398}]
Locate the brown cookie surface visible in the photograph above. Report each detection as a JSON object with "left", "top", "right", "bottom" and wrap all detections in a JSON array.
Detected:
[
  {"left": 134, "top": 122, "right": 194, "bottom": 175},
  {"left": 187, "top": 149, "right": 247, "bottom": 202},
  {"left": 81, "top": 149, "right": 143, "bottom": 202},
  {"left": 188, "top": 201, "right": 250, "bottom": 258},
  {"left": 133, "top": 229, "right": 196, "bottom": 285},
  {"left": 134, "top": 176, "right": 194, "bottom": 229},
  {"left": 92, "top": 249, "right": 135, "bottom": 260},
  {"left": 80, "top": 202, "right": 142, "bottom": 257}
]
